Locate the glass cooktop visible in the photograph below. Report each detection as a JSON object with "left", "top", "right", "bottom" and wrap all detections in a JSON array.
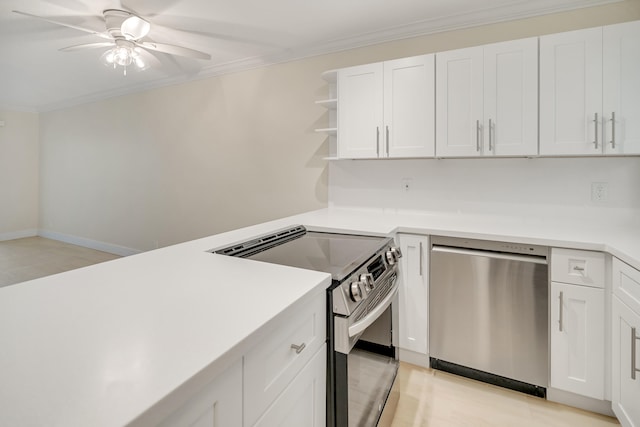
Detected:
[{"left": 214, "top": 227, "right": 390, "bottom": 282}]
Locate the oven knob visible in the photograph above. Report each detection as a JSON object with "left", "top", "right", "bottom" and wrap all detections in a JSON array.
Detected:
[
  {"left": 361, "top": 273, "right": 375, "bottom": 291},
  {"left": 392, "top": 246, "right": 403, "bottom": 259},
  {"left": 350, "top": 281, "right": 364, "bottom": 302},
  {"left": 386, "top": 246, "right": 403, "bottom": 265}
]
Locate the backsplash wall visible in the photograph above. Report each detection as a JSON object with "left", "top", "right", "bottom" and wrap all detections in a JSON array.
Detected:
[{"left": 328, "top": 157, "right": 640, "bottom": 216}]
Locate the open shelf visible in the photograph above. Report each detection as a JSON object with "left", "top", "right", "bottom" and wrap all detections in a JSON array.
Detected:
[
  {"left": 315, "top": 98, "right": 337, "bottom": 109},
  {"left": 315, "top": 127, "right": 337, "bottom": 135}
]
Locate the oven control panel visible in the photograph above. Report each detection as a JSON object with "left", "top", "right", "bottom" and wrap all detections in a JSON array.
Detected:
[{"left": 333, "top": 245, "right": 402, "bottom": 316}]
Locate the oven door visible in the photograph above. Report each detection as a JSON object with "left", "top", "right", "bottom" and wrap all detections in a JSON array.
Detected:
[{"left": 330, "top": 273, "right": 399, "bottom": 427}]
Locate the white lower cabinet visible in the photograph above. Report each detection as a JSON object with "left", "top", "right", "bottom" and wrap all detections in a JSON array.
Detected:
[
  {"left": 158, "top": 360, "right": 243, "bottom": 427},
  {"left": 549, "top": 248, "right": 606, "bottom": 401},
  {"left": 612, "top": 258, "right": 640, "bottom": 427},
  {"left": 244, "top": 291, "right": 326, "bottom": 426},
  {"left": 397, "top": 234, "right": 428, "bottom": 358},
  {"left": 159, "top": 292, "right": 326, "bottom": 427},
  {"left": 252, "top": 343, "right": 327, "bottom": 427},
  {"left": 243, "top": 293, "right": 325, "bottom": 426},
  {"left": 550, "top": 281, "right": 605, "bottom": 399}
]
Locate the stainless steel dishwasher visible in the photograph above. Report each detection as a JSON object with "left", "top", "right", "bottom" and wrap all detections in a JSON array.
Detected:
[{"left": 429, "top": 236, "right": 549, "bottom": 397}]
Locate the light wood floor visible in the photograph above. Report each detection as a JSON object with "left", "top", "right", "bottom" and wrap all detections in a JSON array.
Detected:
[
  {"left": 0, "top": 238, "right": 622, "bottom": 426},
  {"left": 0, "top": 236, "right": 120, "bottom": 287},
  {"left": 386, "top": 362, "right": 620, "bottom": 427}
]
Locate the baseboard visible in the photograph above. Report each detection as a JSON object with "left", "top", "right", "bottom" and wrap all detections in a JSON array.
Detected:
[
  {"left": 398, "top": 348, "right": 430, "bottom": 368},
  {"left": 547, "top": 387, "right": 615, "bottom": 417},
  {"left": 0, "top": 229, "right": 38, "bottom": 241},
  {"left": 37, "top": 230, "right": 141, "bottom": 257}
]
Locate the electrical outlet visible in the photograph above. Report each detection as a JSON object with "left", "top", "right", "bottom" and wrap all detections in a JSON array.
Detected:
[
  {"left": 401, "top": 178, "right": 412, "bottom": 192},
  {"left": 591, "top": 182, "right": 608, "bottom": 202}
]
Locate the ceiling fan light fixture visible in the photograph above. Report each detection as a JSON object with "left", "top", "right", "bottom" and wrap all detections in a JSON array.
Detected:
[
  {"left": 101, "top": 44, "right": 146, "bottom": 75},
  {"left": 121, "top": 15, "right": 150, "bottom": 40}
]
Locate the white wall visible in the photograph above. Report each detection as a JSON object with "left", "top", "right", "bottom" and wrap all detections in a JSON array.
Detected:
[
  {"left": 37, "top": 1, "right": 640, "bottom": 253},
  {"left": 328, "top": 157, "right": 640, "bottom": 218},
  {"left": 0, "top": 109, "right": 39, "bottom": 240},
  {"left": 39, "top": 63, "right": 330, "bottom": 253}
]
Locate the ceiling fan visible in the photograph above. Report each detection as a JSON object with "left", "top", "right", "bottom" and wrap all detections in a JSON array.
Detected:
[{"left": 13, "top": 9, "right": 212, "bottom": 75}]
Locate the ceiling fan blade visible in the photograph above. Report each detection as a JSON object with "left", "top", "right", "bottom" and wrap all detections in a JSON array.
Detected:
[
  {"left": 12, "top": 10, "right": 112, "bottom": 40},
  {"left": 60, "top": 42, "right": 115, "bottom": 52},
  {"left": 138, "top": 41, "right": 211, "bottom": 60}
]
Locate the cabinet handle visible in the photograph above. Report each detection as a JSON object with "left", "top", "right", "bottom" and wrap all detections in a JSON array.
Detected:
[
  {"left": 559, "top": 291, "right": 564, "bottom": 332},
  {"left": 376, "top": 126, "right": 380, "bottom": 157},
  {"left": 291, "top": 342, "right": 306, "bottom": 354},
  {"left": 573, "top": 266, "right": 585, "bottom": 272},
  {"left": 419, "top": 242, "right": 423, "bottom": 277},
  {"left": 610, "top": 112, "right": 616, "bottom": 149},
  {"left": 489, "top": 119, "right": 494, "bottom": 152},
  {"left": 386, "top": 125, "right": 390, "bottom": 157},
  {"left": 476, "top": 120, "right": 481, "bottom": 152},
  {"left": 593, "top": 113, "right": 599, "bottom": 149},
  {"left": 633, "top": 327, "right": 640, "bottom": 380}
]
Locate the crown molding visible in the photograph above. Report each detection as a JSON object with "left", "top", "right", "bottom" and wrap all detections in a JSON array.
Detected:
[{"left": 34, "top": 0, "right": 621, "bottom": 112}]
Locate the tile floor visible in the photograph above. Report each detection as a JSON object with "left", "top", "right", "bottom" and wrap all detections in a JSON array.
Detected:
[
  {"left": 0, "top": 237, "right": 623, "bottom": 426},
  {"left": 386, "top": 362, "right": 620, "bottom": 427},
  {"left": 0, "top": 236, "right": 120, "bottom": 287}
]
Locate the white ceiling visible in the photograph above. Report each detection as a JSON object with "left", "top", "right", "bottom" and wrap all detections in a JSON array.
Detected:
[{"left": 0, "top": 0, "right": 619, "bottom": 111}]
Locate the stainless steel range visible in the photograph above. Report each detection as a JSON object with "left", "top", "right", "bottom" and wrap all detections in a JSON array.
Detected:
[{"left": 213, "top": 225, "right": 402, "bottom": 427}]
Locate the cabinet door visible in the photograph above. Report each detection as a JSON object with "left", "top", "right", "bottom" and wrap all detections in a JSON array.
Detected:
[
  {"left": 436, "top": 46, "right": 484, "bottom": 157},
  {"left": 384, "top": 55, "right": 435, "bottom": 158},
  {"left": 398, "top": 234, "right": 428, "bottom": 355},
  {"left": 484, "top": 38, "right": 538, "bottom": 156},
  {"left": 612, "top": 297, "right": 640, "bottom": 427},
  {"left": 252, "top": 344, "right": 326, "bottom": 427},
  {"left": 540, "top": 27, "right": 603, "bottom": 155},
  {"left": 550, "top": 282, "right": 605, "bottom": 400},
  {"left": 603, "top": 20, "right": 640, "bottom": 155},
  {"left": 244, "top": 293, "right": 325, "bottom": 426},
  {"left": 157, "top": 360, "right": 242, "bottom": 427},
  {"left": 337, "top": 63, "right": 384, "bottom": 158}
]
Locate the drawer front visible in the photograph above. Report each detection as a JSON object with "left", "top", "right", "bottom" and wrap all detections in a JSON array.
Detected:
[
  {"left": 244, "top": 292, "right": 326, "bottom": 426},
  {"left": 613, "top": 257, "right": 640, "bottom": 313},
  {"left": 551, "top": 248, "right": 605, "bottom": 288}
]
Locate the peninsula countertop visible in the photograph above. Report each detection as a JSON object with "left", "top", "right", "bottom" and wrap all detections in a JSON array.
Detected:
[{"left": 1, "top": 205, "right": 638, "bottom": 426}]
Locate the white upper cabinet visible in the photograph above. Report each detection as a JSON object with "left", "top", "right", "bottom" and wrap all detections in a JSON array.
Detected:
[
  {"left": 331, "top": 19, "right": 640, "bottom": 160},
  {"left": 541, "top": 21, "right": 640, "bottom": 156},
  {"left": 338, "top": 55, "right": 435, "bottom": 159},
  {"left": 484, "top": 38, "right": 539, "bottom": 156},
  {"left": 603, "top": 20, "right": 640, "bottom": 155},
  {"left": 540, "top": 27, "right": 604, "bottom": 155},
  {"left": 338, "top": 63, "right": 384, "bottom": 159},
  {"left": 436, "top": 37, "right": 538, "bottom": 157},
  {"left": 436, "top": 46, "right": 484, "bottom": 157},
  {"left": 384, "top": 55, "right": 436, "bottom": 158}
]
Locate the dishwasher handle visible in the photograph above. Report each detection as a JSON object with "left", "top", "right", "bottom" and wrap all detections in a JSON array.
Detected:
[{"left": 431, "top": 245, "right": 548, "bottom": 265}]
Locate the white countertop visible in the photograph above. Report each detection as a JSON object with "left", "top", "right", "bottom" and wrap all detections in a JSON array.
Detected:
[
  {"left": 1, "top": 205, "right": 639, "bottom": 426},
  {"left": 0, "top": 231, "right": 331, "bottom": 427}
]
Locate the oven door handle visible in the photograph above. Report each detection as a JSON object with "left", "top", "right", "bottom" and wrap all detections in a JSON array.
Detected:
[{"left": 348, "top": 280, "right": 399, "bottom": 337}]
